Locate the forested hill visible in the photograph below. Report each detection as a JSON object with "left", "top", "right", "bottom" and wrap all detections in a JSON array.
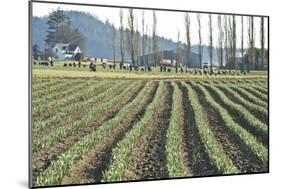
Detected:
[{"left": 32, "top": 10, "right": 216, "bottom": 63}]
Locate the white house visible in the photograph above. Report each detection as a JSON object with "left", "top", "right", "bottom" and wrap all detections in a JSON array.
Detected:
[{"left": 52, "top": 43, "right": 82, "bottom": 60}]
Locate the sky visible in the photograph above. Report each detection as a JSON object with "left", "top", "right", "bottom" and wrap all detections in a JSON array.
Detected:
[{"left": 32, "top": 2, "right": 268, "bottom": 48}]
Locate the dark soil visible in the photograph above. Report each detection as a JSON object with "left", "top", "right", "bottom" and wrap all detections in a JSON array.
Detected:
[
  {"left": 202, "top": 85, "right": 268, "bottom": 147},
  {"left": 124, "top": 82, "right": 172, "bottom": 180},
  {"left": 178, "top": 82, "right": 220, "bottom": 176}
]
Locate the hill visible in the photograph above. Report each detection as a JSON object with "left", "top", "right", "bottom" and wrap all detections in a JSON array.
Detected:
[{"left": 32, "top": 10, "right": 216, "bottom": 63}]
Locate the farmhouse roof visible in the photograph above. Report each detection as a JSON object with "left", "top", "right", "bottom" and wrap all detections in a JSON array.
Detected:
[
  {"left": 68, "top": 44, "right": 79, "bottom": 51},
  {"left": 54, "top": 43, "right": 69, "bottom": 48}
]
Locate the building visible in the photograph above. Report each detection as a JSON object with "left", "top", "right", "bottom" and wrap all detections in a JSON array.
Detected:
[
  {"left": 52, "top": 43, "right": 82, "bottom": 60},
  {"left": 139, "top": 48, "right": 201, "bottom": 68}
]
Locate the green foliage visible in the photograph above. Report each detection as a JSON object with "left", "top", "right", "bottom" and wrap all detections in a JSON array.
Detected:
[
  {"left": 32, "top": 44, "right": 41, "bottom": 60},
  {"left": 45, "top": 8, "right": 85, "bottom": 51}
]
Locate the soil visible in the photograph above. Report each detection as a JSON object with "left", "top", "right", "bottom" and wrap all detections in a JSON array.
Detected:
[
  {"left": 124, "top": 82, "right": 172, "bottom": 180},
  {"left": 203, "top": 85, "right": 268, "bottom": 147},
  {"left": 178, "top": 82, "right": 219, "bottom": 176}
]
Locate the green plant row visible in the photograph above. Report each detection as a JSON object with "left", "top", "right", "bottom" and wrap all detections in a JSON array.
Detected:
[
  {"left": 226, "top": 80, "right": 268, "bottom": 93},
  {"left": 252, "top": 86, "right": 268, "bottom": 93},
  {"left": 101, "top": 81, "right": 165, "bottom": 182},
  {"left": 181, "top": 82, "right": 239, "bottom": 174},
  {"left": 32, "top": 80, "right": 116, "bottom": 120},
  {"left": 32, "top": 81, "right": 141, "bottom": 152},
  {"left": 194, "top": 83, "right": 268, "bottom": 168},
  {"left": 200, "top": 82, "right": 268, "bottom": 121},
  {"left": 34, "top": 80, "right": 111, "bottom": 115},
  {"left": 32, "top": 79, "right": 59, "bottom": 91},
  {"left": 33, "top": 80, "right": 95, "bottom": 107},
  {"left": 199, "top": 83, "right": 268, "bottom": 136},
  {"left": 239, "top": 85, "right": 268, "bottom": 102},
  {"left": 223, "top": 84, "right": 268, "bottom": 108},
  {"left": 33, "top": 79, "right": 79, "bottom": 98},
  {"left": 166, "top": 82, "right": 189, "bottom": 177},
  {"left": 32, "top": 81, "right": 127, "bottom": 133},
  {"left": 35, "top": 81, "right": 155, "bottom": 186}
]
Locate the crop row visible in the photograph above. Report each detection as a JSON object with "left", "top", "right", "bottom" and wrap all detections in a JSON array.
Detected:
[
  {"left": 32, "top": 81, "right": 128, "bottom": 135},
  {"left": 192, "top": 82, "right": 268, "bottom": 168},
  {"left": 166, "top": 82, "right": 189, "bottom": 177},
  {"left": 35, "top": 81, "right": 157, "bottom": 186},
  {"left": 33, "top": 80, "right": 94, "bottom": 107},
  {"left": 32, "top": 81, "right": 141, "bottom": 152},
  {"left": 33, "top": 79, "right": 80, "bottom": 99},
  {"left": 102, "top": 81, "right": 165, "bottom": 182},
  {"left": 181, "top": 82, "right": 239, "bottom": 174}
]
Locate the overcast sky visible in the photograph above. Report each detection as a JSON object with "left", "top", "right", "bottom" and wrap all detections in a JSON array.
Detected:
[{"left": 32, "top": 2, "right": 268, "bottom": 48}]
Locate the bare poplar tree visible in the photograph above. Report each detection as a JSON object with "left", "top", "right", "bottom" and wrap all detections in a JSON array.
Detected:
[
  {"left": 147, "top": 27, "right": 152, "bottom": 67},
  {"left": 127, "top": 9, "right": 136, "bottom": 68},
  {"left": 217, "top": 15, "right": 224, "bottom": 68},
  {"left": 224, "top": 15, "right": 229, "bottom": 66},
  {"left": 208, "top": 14, "right": 213, "bottom": 74},
  {"left": 185, "top": 13, "right": 191, "bottom": 68},
  {"left": 260, "top": 17, "right": 265, "bottom": 70},
  {"left": 175, "top": 30, "right": 181, "bottom": 73},
  {"left": 111, "top": 24, "right": 116, "bottom": 67},
  {"left": 231, "top": 15, "right": 237, "bottom": 69},
  {"left": 197, "top": 14, "right": 202, "bottom": 69},
  {"left": 224, "top": 15, "right": 237, "bottom": 70},
  {"left": 152, "top": 11, "right": 160, "bottom": 66},
  {"left": 141, "top": 11, "right": 146, "bottom": 66},
  {"left": 241, "top": 16, "right": 244, "bottom": 72},
  {"left": 119, "top": 9, "right": 125, "bottom": 69},
  {"left": 248, "top": 16, "right": 255, "bottom": 72},
  {"left": 227, "top": 16, "right": 235, "bottom": 69},
  {"left": 145, "top": 24, "right": 149, "bottom": 67},
  {"left": 134, "top": 19, "right": 140, "bottom": 67}
]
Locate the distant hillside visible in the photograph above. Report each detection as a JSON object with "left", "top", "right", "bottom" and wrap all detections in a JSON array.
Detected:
[{"left": 32, "top": 10, "right": 217, "bottom": 63}]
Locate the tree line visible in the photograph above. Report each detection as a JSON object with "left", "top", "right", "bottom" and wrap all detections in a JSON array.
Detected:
[{"left": 112, "top": 9, "right": 268, "bottom": 72}]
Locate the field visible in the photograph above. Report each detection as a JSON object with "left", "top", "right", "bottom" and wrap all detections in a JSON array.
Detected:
[{"left": 31, "top": 64, "right": 269, "bottom": 187}]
